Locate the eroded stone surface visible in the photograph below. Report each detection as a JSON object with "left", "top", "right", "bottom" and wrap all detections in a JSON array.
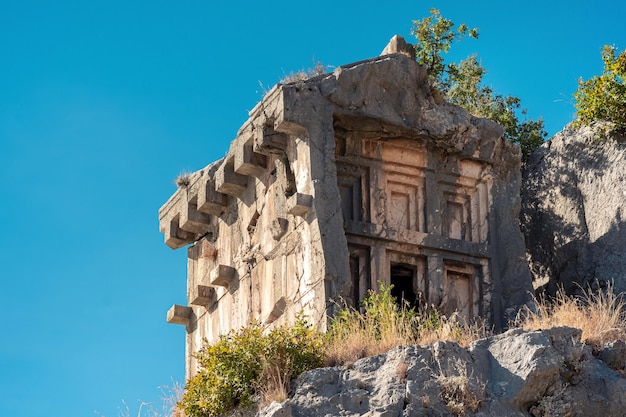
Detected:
[
  {"left": 259, "top": 327, "right": 626, "bottom": 417},
  {"left": 521, "top": 123, "right": 626, "bottom": 295},
  {"left": 159, "top": 36, "right": 533, "bottom": 378}
]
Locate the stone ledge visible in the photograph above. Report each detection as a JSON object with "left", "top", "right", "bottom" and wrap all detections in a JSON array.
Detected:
[
  {"left": 215, "top": 158, "right": 248, "bottom": 197},
  {"left": 253, "top": 121, "right": 289, "bottom": 155},
  {"left": 344, "top": 220, "right": 489, "bottom": 258},
  {"left": 179, "top": 202, "right": 211, "bottom": 235},
  {"left": 287, "top": 193, "right": 313, "bottom": 217},
  {"left": 234, "top": 136, "right": 268, "bottom": 178},
  {"left": 166, "top": 304, "right": 192, "bottom": 325},
  {"left": 209, "top": 264, "right": 237, "bottom": 288},
  {"left": 163, "top": 216, "right": 197, "bottom": 249},
  {"left": 189, "top": 285, "right": 215, "bottom": 307},
  {"left": 197, "top": 179, "right": 228, "bottom": 216}
]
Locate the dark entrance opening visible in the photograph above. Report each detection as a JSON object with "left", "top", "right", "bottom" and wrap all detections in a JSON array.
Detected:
[{"left": 390, "top": 263, "right": 417, "bottom": 308}]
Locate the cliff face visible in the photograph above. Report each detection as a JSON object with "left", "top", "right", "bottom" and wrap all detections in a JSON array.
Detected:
[
  {"left": 521, "top": 124, "right": 626, "bottom": 295},
  {"left": 259, "top": 327, "right": 626, "bottom": 417}
]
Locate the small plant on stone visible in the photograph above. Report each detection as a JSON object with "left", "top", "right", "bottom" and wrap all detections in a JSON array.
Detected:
[
  {"left": 174, "top": 171, "right": 192, "bottom": 188},
  {"left": 280, "top": 62, "right": 329, "bottom": 83},
  {"left": 436, "top": 360, "right": 484, "bottom": 416},
  {"left": 396, "top": 360, "right": 409, "bottom": 382},
  {"left": 529, "top": 385, "right": 571, "bottom": 417}
]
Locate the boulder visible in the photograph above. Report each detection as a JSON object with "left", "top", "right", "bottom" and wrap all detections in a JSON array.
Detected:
[
  {"left": 521, "top": 123, "right": 626, "bottom": 295},
  {"left": 470, "top": 328, "right": 563, "bottom": 409}
]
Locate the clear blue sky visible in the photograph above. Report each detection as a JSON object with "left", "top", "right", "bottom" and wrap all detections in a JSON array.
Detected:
[{"left": 1, "top": 1, "right": 624, "bottom": 416}]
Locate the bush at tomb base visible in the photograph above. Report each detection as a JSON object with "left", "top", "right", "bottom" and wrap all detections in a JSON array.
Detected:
[
  {"left": 178, "top": 317, "right": 324, "bottom": 417},
  {"left": 324, "top": 282, "right": 489, "bottom": 367}
]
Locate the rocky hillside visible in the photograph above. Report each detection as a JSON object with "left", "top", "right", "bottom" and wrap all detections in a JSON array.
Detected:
[
  {"left": 521, "top": 124, "right": 626, "bottom": 295},
  {"left": 258, "top": 327, "right": 626, "bottom": 417},
  {"left": 252, "top": 123, "right": 626, "bottom": 417}
]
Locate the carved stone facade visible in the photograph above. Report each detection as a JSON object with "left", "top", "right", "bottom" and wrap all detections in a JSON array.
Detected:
[
  {"left": 159, "top": 38, "right": 533, "bottom": 378},
  {"left": 335, "top": 131, "right": 492, "bottom": 319}
]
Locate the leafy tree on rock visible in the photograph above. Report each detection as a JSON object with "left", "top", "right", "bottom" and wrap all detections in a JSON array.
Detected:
[
  {"left": 410, "top": 9, "right": 547, "bottom": 162},
  {"left": 573, "top": 45, "right": 626, "bottom": 136}
]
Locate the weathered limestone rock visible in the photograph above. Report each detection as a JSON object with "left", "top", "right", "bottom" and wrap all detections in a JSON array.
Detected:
[
  {"left": 472, "top": 328, "right": 564, "bottom": 409},
  {"left": 521, "top": 123, "right": 626, "bottom": 295},
  {"left": 380, "top": 34, "right": 416, "bottom": 59},
  {"left": 159, "top": 36, "right": 533, "bottom": 378},
  {"left": 599, "top": 340, "right": 626, "bottom": 371},
  {"left": 259, "top": 327, "right": 626, "bottom": 417}
]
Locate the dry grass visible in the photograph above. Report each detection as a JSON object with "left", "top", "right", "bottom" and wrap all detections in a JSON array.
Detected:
[
  {"left": 324, "top": 310, "right": 488, "bottom": 366},
  {"left": 163, "top": 384, "right": 185, "bottom": 417},
  {"left": 322, "top": 283, "right": 624, "bottom": 390},
  {"left": 396, "top": 360, "right": 409, "bottom": 381},
  {"left": 324, "top": 284, "right": 490, "bottom": 366},
  {"left": 98, "top": 383, "right": 184, "bottom": 417},
  {"left": 436, "top": 361, "right": 484, "bottom": 416},
  {"left": 438, "top": 374, "right": 483, "bottom": 416},
  {"left": 257, "top": 362, "right": 290, "bottom": 408},
  {"left": 516, "top": 285, "right": 626, "bottom": 343},
  {"left": 324, "top": 320, "right": 413, "bottom": 366},
  {"left": 418, "top": 313, "right": 489, "bottom": 349},
  {"left": 324, "top": 329, "right": 377, "bottom": 367},
  {"left": 174, "top": 172, "right": 191, "bottom": 188},
  {"left": 324, "top": 288, "right": 420, "bottom": 366},
  {"left": 280, "top": 62, "right": 328, "bottom": 83}
]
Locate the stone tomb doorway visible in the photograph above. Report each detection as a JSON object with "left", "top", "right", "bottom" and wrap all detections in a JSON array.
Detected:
[
  {"left": 386, "top": 253, "right": 426, "bottom": 310},
  {"left": 390, "top": 263, "right": 418, "bottom": 308},
  {"left": 442, "top": 262, "right": 481, "bottom": 321}
]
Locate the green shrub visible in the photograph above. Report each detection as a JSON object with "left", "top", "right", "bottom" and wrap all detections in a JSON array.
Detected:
[
  {"left": 179, "top": 318, "right": 324, "bottom": 417},
  {"left": 410, "top": 9, "right": 547, "bottom": 162},
  {"left": 261, "top": 317, "right": 326, "bottom": 377},
  {"left": 574, "top": 45, "right": 626, "bottom": 135}
]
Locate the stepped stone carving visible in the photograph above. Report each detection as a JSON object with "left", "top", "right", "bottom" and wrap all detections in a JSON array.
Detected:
[{"left": 158, "top": 36, "right": 533, "bottom": 378}]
